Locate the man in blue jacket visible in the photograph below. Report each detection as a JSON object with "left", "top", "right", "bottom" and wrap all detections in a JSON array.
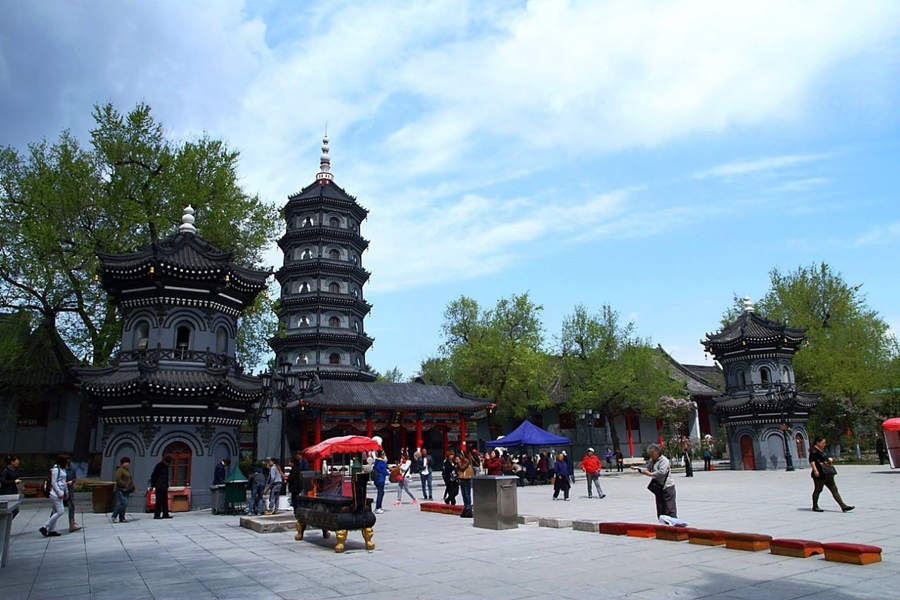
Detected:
[{"left": 372, "top": 451, "right": 389, "bottom": 514}]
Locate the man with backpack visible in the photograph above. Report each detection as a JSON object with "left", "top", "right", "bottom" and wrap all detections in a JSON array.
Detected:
[
  {"left": 39, "top": 455, "right": 68, "bottom": 537},
  {"left": 151, "top": 456, "right": 172, "bottom": 519},
  {"left": 111, "top": 456, "right": 135, "bottom": 523}
]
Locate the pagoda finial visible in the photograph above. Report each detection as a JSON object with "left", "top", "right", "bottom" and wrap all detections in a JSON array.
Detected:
[
  {"left": 743, "top": 296, "right": 754, "bottom": 313},
  {"left": 179, "top": 205, "right": 197, "bottom": 234},
  {"left": 316, "top": 127, "right": 334, "bottom": 184}
]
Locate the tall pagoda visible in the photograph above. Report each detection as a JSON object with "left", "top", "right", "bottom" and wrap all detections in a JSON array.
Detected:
[
  {"left": 702, "top": 297, "right": 818, "bottom": 470},
  {"left": 77, "top": 207, "right": 270, "bottom": 509},
  {"left": 271, "top": 134, "right": 376, "bottom": 381}
]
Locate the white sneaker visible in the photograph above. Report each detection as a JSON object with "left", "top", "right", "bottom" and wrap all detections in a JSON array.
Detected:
[{"left": 375, "top": 508, "right": 384, "bottom": 514}]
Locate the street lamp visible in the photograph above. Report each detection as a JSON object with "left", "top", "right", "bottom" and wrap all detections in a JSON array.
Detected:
[
  {"left": 258, "top": 359, "right": 321, "bottom": 466},
  {"left": 580, "top": 409, "right": 600, "bottom": 450}
]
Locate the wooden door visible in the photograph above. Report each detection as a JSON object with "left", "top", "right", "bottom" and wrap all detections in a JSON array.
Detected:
[{"left": 740, "top": 435, "right": 756, "bottom": 470}]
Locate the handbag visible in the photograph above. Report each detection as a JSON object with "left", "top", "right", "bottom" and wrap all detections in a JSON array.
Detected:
[
  {"left": 819, "top": 463, "right": 836, "bottom": 477},
  {"left": 647, "top": 464, "right": 669, "bottom": 495},
  {"left": 389, "top": 466, "right": 402, "bottom": 483}
]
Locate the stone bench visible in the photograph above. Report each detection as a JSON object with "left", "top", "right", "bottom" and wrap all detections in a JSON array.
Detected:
[
  {"left": 770, "top": 538, "right": 824, "bottom": 558},
  {"left": 724, "top": 532, "right": 772, "bottom": 552},
  {"left": 420, "top": 502, "right": 463, "bottom": 515},
  {"left": 538, "top": 517, "right": 573, "bottom": 528},
  {"left": 822, "top": 542, "right": 883, "bottom": 565}
]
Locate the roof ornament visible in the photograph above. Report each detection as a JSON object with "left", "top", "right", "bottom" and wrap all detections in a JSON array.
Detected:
[
  {"left": 743, "top": 296, "right": 754, "bottom": 313},
  {"left": 179, "top": 205, "right": 197, "bottom": 234},
  {"left": 316, "top": 126, "right": 334, "bottom": 184}
]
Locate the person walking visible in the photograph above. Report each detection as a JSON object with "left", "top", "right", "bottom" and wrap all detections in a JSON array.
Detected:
[
  {"left": 703, "top": 446, "right": 713, "bottom": 471},
  {"left": 603, "top": 447, "right": 614, "bottom": 470},
  {"left": 455, "top": 452, "right": 474, "bottom": 517},
  {"left": 581, "top": 448, "right": 606, "bottom": 499},
  {"left": 248, "top": 466, "right": 266, "bottom": 515},
  {"left": 111, "top": 456, "right": 135, "bottom": 523},
  {"left": 265, "top": 458, "right": 283, "bottom": 515},
  {"left": 537, "top": 452, "right": 549, "bottom": 483},
  {"left": 394, "top": 453, "right": 417, "bottom": 505},
  {"left": 150, "top": 456, "right": 172, "bottom": 519},
  {"left": 632, "top": 444, "right": 676, "bottom": 519},
  {"left": 682, "top": 443, "right": 694, "bottom": 478},
  {"left": 416, "top": 448, "right": 434, "bottom": 500},
  {"left": 810, "top": 436, "right": 854, "bottom": 513},
  {"left": 62, "top": 457, "right": 82, "bottom": 532},
  {"left": 1, "top": 455, "right": 21, "bottom": 495},
  {"left": 614, "top": 448, "right": 624, "bottom": 473},
  {"left": 552, "top": 452, "right": 571, "bottom": 501},
  {"left": 372, "top": 451, "right": 389, "bottom": 514},
  {"left": 442, "top": 451, "right": 458, "bottom": 505},
  {"left": 39, "top": 455, "right": 68, "bottom": 537}
]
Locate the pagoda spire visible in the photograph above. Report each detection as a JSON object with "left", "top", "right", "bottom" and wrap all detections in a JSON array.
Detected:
[
  {"left": 179, "top": 205, "right": 197, "bottom": 234},
  {"left": 316, "top": 128, "right": 334, "bottom": 184},
  {"left": 743, "top": 295, "right": 754, "bottom": 313}
]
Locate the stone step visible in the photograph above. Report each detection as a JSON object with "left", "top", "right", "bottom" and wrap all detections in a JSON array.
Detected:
[{"left": 240, "top": 513, "right": 296, "bottom": 533}]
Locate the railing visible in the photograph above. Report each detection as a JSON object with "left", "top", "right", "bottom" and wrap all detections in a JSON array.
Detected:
[
  {"left": 116, "top": 347, "right": 238, "bottom": 369},
  {"left": 728, "top": 382, "right": 796, "bottom": 394}
]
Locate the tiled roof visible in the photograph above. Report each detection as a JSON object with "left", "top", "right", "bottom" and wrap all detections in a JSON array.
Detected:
[
  {"left": 704, "top": 311, "right": 806, "bottom": 347},
  {"left": 0, "top": 315, "right": 78, "bottom": 388},
  {"left": 682, "top": 364, "right": 726, "bottom": 393},
  {"left": 304, "top": 380, "right": 491, "bottom": 412},
  {"left": 79, "top": 366, "right": 263, "bottom": 400},
  {"left": 657, "top": 346, "right": 723, "bottom": 396}
]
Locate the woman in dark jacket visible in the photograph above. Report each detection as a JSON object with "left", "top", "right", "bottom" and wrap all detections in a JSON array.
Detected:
[
  {"left": 809, "top": 436, "right": 854, "bottom": 513},
  {"left": 441, "top": 451, "right": 458, "bottom": 505},
  {"left": 552, "top": 452, "right": 571, "bottom": 500},
  {"left": 1, "top": 455, "right": 21, "bottom": 495}
]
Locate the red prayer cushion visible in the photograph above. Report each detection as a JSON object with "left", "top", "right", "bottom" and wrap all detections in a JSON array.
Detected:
[
  {"left": 772, "top": 539, "right": 822, "bottom": 549},
  {"left": 726, "top": 533, "right": 773, "bottom": 542},
  {"left": 689, "top": 529, "right": 728, "bottom": 538},
  {"left": 822, "top": 543, "right": 882, "bottom": 554}
]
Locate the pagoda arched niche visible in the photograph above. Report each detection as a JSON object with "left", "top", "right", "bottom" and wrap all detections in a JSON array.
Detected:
[
  {"left": 209, "top": 431, "right": 238, "bottom": 460},
  {"left": 209, "top": 314, "right": 236, "bottom": 339},
  {"left": 751, "top": 360, "right": 779, "bottom": 386},
  {"left": 150, "top": 430, "right": 204, "bottom": 457},
  {"left": 104, "top": 431, "right": 147, "bottom": 458},
  {"left": 162, "top": 310, "right": 208, "bottom": 332},
  {"left": 730, "top": 425, "right": 759, "bottom": 470},
  {"left": 726, "top": 361, "right": 750, "bottom": 390}
]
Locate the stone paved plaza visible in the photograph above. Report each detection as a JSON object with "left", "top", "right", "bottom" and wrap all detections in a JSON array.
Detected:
[{"left": 3, "top": 465, "right": 898, "bottom": 600}]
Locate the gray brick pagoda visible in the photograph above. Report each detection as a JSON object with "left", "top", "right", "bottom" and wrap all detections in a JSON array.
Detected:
[
  {"left": 271, "top": 134, "right": 376, "bottom": 382},
  {"left": 702, "top": 297, "right": 818, "bottom": 471},
  {"left": 77, "top": 207, "right": 269, "bottom": 509}
]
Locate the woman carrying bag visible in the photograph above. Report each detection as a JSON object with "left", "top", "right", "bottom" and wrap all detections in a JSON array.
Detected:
[{"left": 809, "top": 436, "right": 854, "bottom": 513}]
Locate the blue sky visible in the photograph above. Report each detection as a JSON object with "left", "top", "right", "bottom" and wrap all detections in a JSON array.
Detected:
[{"left": 2, "top": 1, "right": 899, "bottom": 375}]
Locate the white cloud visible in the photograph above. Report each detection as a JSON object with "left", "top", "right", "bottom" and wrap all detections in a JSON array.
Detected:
[
  {"left": 855, "top": 220, "right": 900, "bottom": 246},
  {"left": 692, "top": 154, "right": 832, "bottom": 180},
  {"left": 771, "top": 177, "right": 830, "bottom": 192}
]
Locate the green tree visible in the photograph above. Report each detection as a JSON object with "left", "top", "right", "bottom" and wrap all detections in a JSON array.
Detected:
[
  {"left": 375, "top": 366, "right": 405, "bottom": 383},
  {"left": 560, "top": 305, "right": 685, "bottom": 449},
  {"left": 726, "top": 263, "right": 898, "bottom": 441},
  {"left": 415, "top": 356, "right": 452, "bottom": 385},
  {"left": 0, "top": 102, "right": 280, "bottom": 459},
  {"left": 440, "top": 293, "right": 550, "bottom": 418}
]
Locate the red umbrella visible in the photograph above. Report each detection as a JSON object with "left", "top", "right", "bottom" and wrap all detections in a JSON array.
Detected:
[
  {"left": 302, "top": 435, "right": 382, "bottom": 461},
  {"left": 882, "top": 418, "right": 900, "bottom": 432}
]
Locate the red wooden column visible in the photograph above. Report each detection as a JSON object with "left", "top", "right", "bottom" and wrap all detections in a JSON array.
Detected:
[
  {"left": 459, "top": 414, "right": 467, "bottom": 452},
  {"left": 313, "top": 411, "right": 323, "bottom": 469},
  {"left": 365, "top": 410, "right": 374, "bottom": 438},
  {"left": 656, "top": 418, "right": 664, "bottom": 445},
  {"left": 300, "top": 415, "right": 308, "bottom": 449},
  {"left": 441, "top": 424, "right": 449, "bottom": 455},
  {"left": 626, "top": 410, "right": 635, "bottom": 457},
  {"left": 415, "top": 411, "right": 424, "bottom": 450}
]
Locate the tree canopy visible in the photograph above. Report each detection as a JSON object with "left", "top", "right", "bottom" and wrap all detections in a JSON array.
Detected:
[{"left": 723, "top": 263, "right": 899, "bottom": 440}]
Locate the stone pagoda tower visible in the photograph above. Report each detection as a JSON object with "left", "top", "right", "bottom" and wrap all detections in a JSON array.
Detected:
[
  {"left": 78, "top": 207, "right": 270, "bottom": 509},
  {"left": 272, "top": 135, "right": 375, "bottom": 381},
  {"left": 702, "top": 297, "right": 818, "bottom": 471}
]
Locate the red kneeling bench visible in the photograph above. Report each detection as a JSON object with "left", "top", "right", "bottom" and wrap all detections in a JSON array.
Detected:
[
  {"left": 822, "top": 542, "right": 882, "bottom": 565},
  {"left": 724, "top": 532, "right": 772, "bottom": 552},
  {"left": 655, "top": 525, "right": 691, "bottom": 541},
  {"left": 770, "top": 538, "right": 823, "bottom": 558},
  {"left": 688, "top": 529, "right": 729, "bottom": 546},
  {"left": 420, "top": 502, "right": 463, "bottom": 515}
]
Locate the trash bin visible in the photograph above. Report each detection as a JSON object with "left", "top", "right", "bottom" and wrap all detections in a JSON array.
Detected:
[
  {"left": 472, "top": 475, "right": 518, "bottom": 530},
  {"left": 209, "top": 484, "right": 226, "bottom": 515},
  {"left": 91, "top": 482, "right": 115, "bottom": 513}
]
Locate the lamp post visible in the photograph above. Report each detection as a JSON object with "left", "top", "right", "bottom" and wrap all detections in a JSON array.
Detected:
[
  {"left": 766, "top": 384, "right": 796, "bottom": 472},
  {"left": 580, "top": 409, "right": 600, "bottom": 451},
  {"left": 256, "top": 360, "right": 322, "bottom": 467}
]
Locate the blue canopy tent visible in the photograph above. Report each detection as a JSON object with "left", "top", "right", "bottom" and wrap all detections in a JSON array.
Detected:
[{"left": 485, "top": 419, "right": 571, "bottom": 448}]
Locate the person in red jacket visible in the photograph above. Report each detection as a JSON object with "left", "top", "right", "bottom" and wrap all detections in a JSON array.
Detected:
[
  {"left": 483, "top": 450, "right": 503, "bottom": 475},
  {"left": 581, "top": 448, "right": 606, "bottom": 499}
]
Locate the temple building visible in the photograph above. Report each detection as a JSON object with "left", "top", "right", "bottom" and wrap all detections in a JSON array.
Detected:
[
  {"left": 702, "top": 297, "right": 819, "bottom": 470},
  {"left": 256, "top": 136, "right": 492, "bottom": 462},
  {"left": 77, "top": 207, "right": 269, "bottom": 508}
]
